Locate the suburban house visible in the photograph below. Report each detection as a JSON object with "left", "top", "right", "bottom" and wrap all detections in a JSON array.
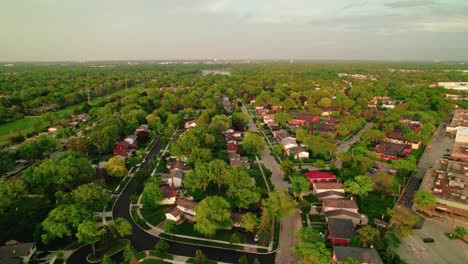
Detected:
[
  {"left": 332, "top": 246, "right": 383, "bottom": 264},
  {"left": 273, "top": 129, "right": 291, "bottom": 141},
  {"left": 225, "top": 130, "right": 242, "bottom": 142},
  {"left": 323, "top": 199, "right": 359, "bottom": 214},
  {"left": 310, "top": 123, "right": 338, "bottom": 138},
  {"left": 166, "top": 161, "right": 190, "bottom": 172},
  {"left": 165, "top": 207, "right": 183, "bottom": 222},
  {"left": 263, "top": 114, "right": 275, "bottom": 124},
  {"left": 281, "top": 137, "right": 299, "bottom": 150},
  {"left": 160, "top": 185, "right": 177, "bottom": 205},
  {"left": 386, "top": 129, "right": 421, "bottom": 150},
  {"left": 317, "top": 191, "right": 346, "bottom": 201},
  {"left": 373, "top": 142, "right": 412, "bottom": 160},
  {"left": 289, "top": 114, "right": 321, "bottom": 126},
  {"left": 321, "top": 107, "right": 337, "bottom": 116},
  {"left": 255, "top": 106, "right": 269, "bottom": 115},
  {"left": 184, "top": 120, "right": 197, "bottom": 130},
  {"left": 324, "top": 209, "right": 366, "bottom": 225},
  {"left": 135, "top": 124, "right": 150, "bottom": 144},
  {"left": 113, "top": 141, "right": 136, "bottom": 158},
  {"left": 313, "top": 182, "right": 344, "bottom": 194},
  {"left": 229, "top": 152, "right": 250, "bottom": 169},
  {"left": 227, "top": 142, "right": 239, "bottom": 153},
  {"left": 177, "top": 199, "right": 198, "bottom": 220},
  {"left": 304, "top": 171, "right": 336, "bottom": 184},
  {"left": 0, "top": 242, "right": 37, "bottom": 264},
  {"left": 124, "top": 135, "right": 137, "bottom": 146},
  {"left": 328, "top": 219, "right": 356, "bottom": 246},
  {"left": 266, "top": 121, "right": 281, "bottom": 131},
  {"left": 161, "top": 169, "right": 184, "bottom": 188},
  {"left": 285, "top": 146, "right": 310, "bottom": 160}
]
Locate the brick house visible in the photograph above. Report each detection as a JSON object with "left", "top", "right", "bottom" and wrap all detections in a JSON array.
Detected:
[
  {"left": 373, "top": 142, "right": 412, "bottom": 160},
  {"left": 304, "top": 171, "right": 336, "bottom": 184},
  {"left": 290, "top": 114, "right": 321, "bottom": 126},
  {"left": 310, "top": 123, "right": 338, "bottom": 138}
]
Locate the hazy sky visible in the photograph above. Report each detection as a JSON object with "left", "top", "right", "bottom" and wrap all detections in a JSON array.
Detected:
[{"left": 1, "top": 0, "right": 468, "bottom": 61}]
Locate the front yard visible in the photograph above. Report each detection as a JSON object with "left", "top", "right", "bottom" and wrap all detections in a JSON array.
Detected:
[
  {"left": 357, "top": 192, "right": 394, "bottom": 222},
  {"left": 140, "top": 205, "right": 171, "bottom": 227}
]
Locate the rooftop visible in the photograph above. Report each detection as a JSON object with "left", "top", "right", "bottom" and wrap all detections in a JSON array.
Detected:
[
  {"left": 451, "top": 144, "right": 468, "bottom": 160},
  {"left": 313, "top": 123, "right": 337, "bottom": 133},
  {"left": 373, "top": 142, "right": 409, "bottom": 156},
  {"left": 420, "top": 159, "right": 467, "bottom": 208},
  {"left": 448, "top": 109, "right": 468, "bottom": 128},
  {"left": 324, "top": 209, "right": 361, "bottom": 219},
  {"left": 323, "top": 199, "right": 358, "bottom": 209},
  {"left": 328, "top": 218, "right": 356, "bottom": 239},
  {"left": 314, "top": 182, "right": 344, "bottom": 190},
  {"left": 177, "top": 199, "right": 198, "bottom": 210},
  {"left": 305, "top": 171, "right": 336, "bottom": 180}
]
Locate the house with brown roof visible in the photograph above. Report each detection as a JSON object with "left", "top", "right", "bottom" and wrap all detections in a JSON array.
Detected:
[
  {"left": 177, "top": 199, "right": 198, "bottom": 217},
  {"left": 324, "top": 209, "right": 366, "bottom": 226},
  {"left": 328, "top": 219, "right": 356, "bottom": 246},
  {"left": 310, "top": 123, "right": 338, "bottom": 138},
  {"left": 160, "top": 185, "right": 177, "bottom": 205},
  {"left": 273, "top": 129, "right": 291, "bottom": 141},
  {"left": 317, "top": 191, "right": 346, "bottom": 201},
  {"left": 285, "top": 146, "right": 309, "bottom": 160},
  {"left": 332, "top": 246, "right": 383, "bottom": 264},
  {"left": 290, "top": 114, "right": 321, "bottom": 126},
  {"left": 323, "top": 199, "right": 359, "bottom": 214},
  {"left": 165, "top": 207, "right": 183, "bottom": 222},
  {"left": 313, "top": 182, "right": 344, "bottom": 194},
  {"left": 373, "top": 142, "right": 412, "bottom": 160}
]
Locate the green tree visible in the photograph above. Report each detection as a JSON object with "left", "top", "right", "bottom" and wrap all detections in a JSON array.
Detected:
[
  {"left": 391, "top": 156, "right": 417, "bottom": 176},
  {"left": 293, "top": 227, "right": 330, "bottom": 264},
  {"left": 344, "top": 175, "right": 374, "bottom": 202},
  {"left": 242, "top": 132, "right": 265, "bottom": 155},
  {"left": 123, "top": 244, "right": 137, "bottom": 263},
  {"left": 208, "top": 159, "right": 230, "bottom": 193},
  {"left": 71, "top": 183, "right": 110, "bottom": 212},
  {"left": 312, "top": 159, "right": 326, "bottom": 169},
  {"left": 271, "top": 144, "right": 284, "bottom": 156},
  {"left": 257, "top": 208, "right": 272, "bottom": 243},
  {"left": 164, "top": 220, "right": 176, "bottom": 234},
  {"left": 154, "top": 240, "right": 169, "bottom": 257},
  {"left": 357, "top": 225, "right": 381, "bottom": 247},
  {"left": 361, "top": 129, "right": 386, "bottom": 145},
  {"left": 76, "top": 221, "right": 105, "bottom": 256},
  {"left": 210, "top": 114, "right": 231, "bottom": 133},
  {"left": 291, "top": 176, "right": 310, "bottom": 200},
  {"left": 387, "top": 207, "right": 420, "bottom": 237},
  {"left": 225, "top": 167, "right": 261, "bottom": 209},
  {"left": 171, "top": 132, "right": 201, "bottom": 159},
  {"left": 413, "top": 190, "right": 436, "bottom": 211},
  {"left": 299, "top": 200, "right": 311, "bottom": 214},
  {"left": 142, "top": 177, "right": 163, "bottom": 208},
  {"left": 194, "top": 196, "right": 233, "bottom": 236},
  {"left": 187, "top": 147, "right": 213, "bottom": 167},
  {"left": 263, "top": 189, "right": 297, "bottom": 220},
  {"left": 280, "top": 159, "right": 295, "bottom": 178},
  {"left": 184, "top": 164, "right": 211, "bottom": 192},
  {"left": 0, "top": 181, "right": 26, "bottom": 213},
  {"left": 275, "top": 112, "right": 292, "bottom": 126},
  {"left": 104, "top": 156, "right": 128, "bottom": 178},
  {"left": 41, "top": 204, "right": 90, "bottom": 243},
  {"left": 240, "top": 212, "right": 259, "bottom": 233},
  {"left": 372, "top": 173, "right": 395, "bottom": 193},
  {"left": 108, "top": 217, "right": 133, "bottom": 239}
]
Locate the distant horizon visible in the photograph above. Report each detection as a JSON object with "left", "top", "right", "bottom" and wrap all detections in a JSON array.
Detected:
[{"left": 2, "top": 1, "right": 467, "bottom": 61}]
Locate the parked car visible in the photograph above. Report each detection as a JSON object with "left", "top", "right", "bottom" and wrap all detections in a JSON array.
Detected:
[
  {"left": 369, "top": 168, "right": 377, "bottom": 173},
  {"left": 387, "top": 169, "right": 397, "bottom": 175},
  {"left": 423, "top": 238, "right": 435, "bottom": 243}
]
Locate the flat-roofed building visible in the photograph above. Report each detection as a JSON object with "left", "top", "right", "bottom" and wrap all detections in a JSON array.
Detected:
[
  {"left": 446, "top": 110, "right": 468, "bottom": 136},
  {"left": 418, "top": 159, "right": 468, "bottom": 217}
]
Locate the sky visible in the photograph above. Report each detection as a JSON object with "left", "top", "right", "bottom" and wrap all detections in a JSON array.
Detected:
[{"left": 1, "top": 0, "right": 468, "bottom": 61}]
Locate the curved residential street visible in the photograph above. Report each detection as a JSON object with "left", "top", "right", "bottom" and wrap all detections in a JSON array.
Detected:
[{"left": 68, "top": 138, "right": 275, "bottom": 264}]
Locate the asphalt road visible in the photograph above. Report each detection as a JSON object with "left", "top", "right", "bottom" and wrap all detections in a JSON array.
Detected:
[{"left": 69, "top": 138, "right": 275, "bottom": 264}]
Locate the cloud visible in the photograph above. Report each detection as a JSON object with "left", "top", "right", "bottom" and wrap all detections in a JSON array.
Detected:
[
  {"left": 342, "top": 1, "right": 368, "bottom": 10},
  {"left": 385, "top": 0, "right": 434, "bottom": 8}
]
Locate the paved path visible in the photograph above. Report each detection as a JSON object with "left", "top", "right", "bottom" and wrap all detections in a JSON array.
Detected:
[
  {"left": 240, "top": 102, "right": 301, "bottom": 264},
  {"left": 335, "top": 122, "right": 373, "bottom": 168}
]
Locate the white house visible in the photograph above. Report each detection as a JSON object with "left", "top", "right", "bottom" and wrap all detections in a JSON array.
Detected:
[
  {"left": 160, "top": 185, "right": 177, "bottom": 205},
  {"left": 313, "top": 182, "right": 344, "bottom": 194},
  {"left": 165, "top": 207, "right": 182, "bottom": 222},
  {"left": 281, "top": 137, "right": 299, "bottom": 149},
  {"left": 124, "top": 135, "right": 137, "bottom": 145}
]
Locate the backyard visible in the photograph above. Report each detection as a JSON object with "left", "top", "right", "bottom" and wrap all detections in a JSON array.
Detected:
[{"left": 358, "top": 192, "right": 394, "bottom": 222}]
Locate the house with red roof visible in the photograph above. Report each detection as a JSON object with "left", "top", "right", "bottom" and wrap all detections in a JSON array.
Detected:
[
  {"left": 227, "top": 142, "right": 239, "bottom": 153},
  {"left": 304, "top": 171, "right": 336, "bottom": 184},
  {"left": 290, "top": 114, "right": 321, "bottom": 126},
  {"left": 113, "top": 141, "right": 133, "bottom": 158}
]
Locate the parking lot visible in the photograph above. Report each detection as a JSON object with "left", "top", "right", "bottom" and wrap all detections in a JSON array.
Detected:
[{"left": 396, "top": 220, "right": 468, "bottom": 264}]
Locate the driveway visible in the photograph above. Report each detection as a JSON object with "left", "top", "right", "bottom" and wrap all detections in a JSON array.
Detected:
[{"left": 396, "top": 219, "right": 468, "bottom": 264}]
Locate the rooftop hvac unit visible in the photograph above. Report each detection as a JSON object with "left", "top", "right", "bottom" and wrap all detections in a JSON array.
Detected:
[
  {"left": 451, "top": 192, "right": 461, "bottom": 197},
  {"left": 436, "top": 180, "right": 441, "bottom": 185},
  {"left": 433, "top": 188, "right": 442, "bottom": 193},
  {"left": 461, "top": 195, "right": 466, "bottom": 200},
  {"left": 438, "top": 174, "right": 445, "bottom": 179}
]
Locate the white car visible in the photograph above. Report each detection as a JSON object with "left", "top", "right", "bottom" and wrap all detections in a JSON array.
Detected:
[{"left": 254, "top": 234, "right": 259, "bottom": 242}]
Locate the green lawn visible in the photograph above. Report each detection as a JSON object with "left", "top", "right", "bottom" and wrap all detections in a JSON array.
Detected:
[
  {"left": 171, "top": 221, "right": 246, "bottom": 243},
  {"left": 309, "top": 215, "right": 326, "bottom": 223},
  {"left": 248, "top": 163, "right": 269, "bottom": 194},
  {"left": 358, "top": 192, "right": 394, "bottom": 222},
  {"left": 87, "top": 239, "right": 129, "bottom": 262},
  {"left": 0, "top": 85, "right": 146, "bottom": 145},
  {"left": 140, "top": 205, "right": 170, "bottom": 227}
]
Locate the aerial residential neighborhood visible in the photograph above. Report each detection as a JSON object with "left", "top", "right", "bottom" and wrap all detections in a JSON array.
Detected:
[{"left": 1, "top": 1, "right": 468, "bottom": 264}]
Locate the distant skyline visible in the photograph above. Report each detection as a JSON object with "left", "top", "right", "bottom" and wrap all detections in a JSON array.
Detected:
[{"left": 1, "top": 0, "right": 468, "bottom": 61}]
